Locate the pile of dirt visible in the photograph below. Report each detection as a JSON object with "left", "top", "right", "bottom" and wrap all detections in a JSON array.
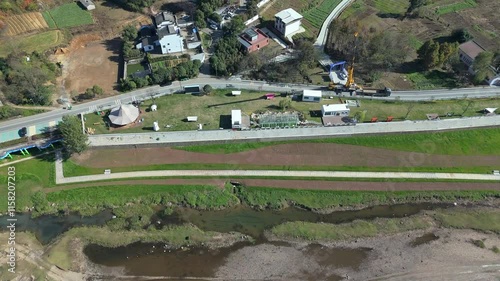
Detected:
[{"left": 68, "top": 34, "right": 102, "bottom": 51}]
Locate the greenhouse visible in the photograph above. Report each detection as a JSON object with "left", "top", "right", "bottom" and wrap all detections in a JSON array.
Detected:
[{"left": 257, "top": 112, "right": 300, "bottom": 128}]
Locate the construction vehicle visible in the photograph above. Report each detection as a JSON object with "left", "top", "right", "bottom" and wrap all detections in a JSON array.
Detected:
[
  {"left": 328, "top": 32, "right": 390, "bottom": 96},
  {"left": 356, "top": 87, "right": 392, "bottom": 97}
]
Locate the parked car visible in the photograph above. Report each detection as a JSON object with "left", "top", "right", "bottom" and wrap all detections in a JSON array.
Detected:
[{"left": 210, "top": 24, "right": 218, "bottom": 30}]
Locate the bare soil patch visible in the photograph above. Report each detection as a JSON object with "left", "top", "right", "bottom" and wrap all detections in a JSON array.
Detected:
[
  {"left": 53, "top": 35, "right": 120, "bottom": 95},
  {"left": 72, "top": 143, "right": 500, "bottom": 169}
]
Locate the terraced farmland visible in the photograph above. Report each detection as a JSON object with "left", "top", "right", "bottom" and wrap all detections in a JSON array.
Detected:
[
  {"left": 5, "top": 12, "right": 49, "bottom": 36},
  {"left": 303, "top": 0, "right": 342, "bottom": 29}
]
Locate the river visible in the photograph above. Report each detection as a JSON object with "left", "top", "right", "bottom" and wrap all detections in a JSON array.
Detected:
[{"left": 81, "top": 203, "right": 449, "bottom": 279}]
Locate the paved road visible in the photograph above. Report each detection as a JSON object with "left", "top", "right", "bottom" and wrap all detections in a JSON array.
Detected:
[
  {"left": 314, "top": 0, "right": 354, "bottom": 48},
  {"left": 1, "top": 75, "right": 499, "bottom": 136}
]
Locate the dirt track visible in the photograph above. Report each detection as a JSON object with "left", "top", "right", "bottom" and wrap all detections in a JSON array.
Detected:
[{"left": 72, "top": 143, "right": 500, "bottom": 168}]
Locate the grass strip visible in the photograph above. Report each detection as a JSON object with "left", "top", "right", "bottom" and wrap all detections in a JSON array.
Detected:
[
  {"left": 174, "top": 127, "right": 500, "bottom": 155},
  {"left": 270, "top": 216, "right": 432, "bottom": 241},
  {"left": 433, "top": 209, "right": 500, "bottom": 233},
  {"left": 237, "top": 187, "right": 500, "bottom": 209}
]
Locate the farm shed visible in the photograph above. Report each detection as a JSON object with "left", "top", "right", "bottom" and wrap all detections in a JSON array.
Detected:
[
  {"left": 79, "top": 0, "right": 95, "bottom": 10},
  {"left": 322, "top": 104, "right": 350, "bottom": 116},
  {"left": 302, "top": 90, "right": 321, "bottom": 102},
  {"left": 231, "top": 110, "right": 242, "bottom": 129},
  {"left": 232, "top": 91, "right": 241, "bottom": 96}
]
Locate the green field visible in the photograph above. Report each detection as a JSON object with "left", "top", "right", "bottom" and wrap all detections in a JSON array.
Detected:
[
  {"left": 435, "top": 0, "right": 477, "bottom": 15},
  {"left": 406, "top": 70, "right": 460, "bottom": 90},
  {"left": 373, "top": 0, "right": 409, "bottom": 14},
  {"left": 41, "top": 11, "right": 57, "bottom": 29},
  {"left": 43, "top": 3, "right": 93, "bottom": 28},
  {"left": 0, "top": 30, "right": 64, "bottom": 57},
  {"left": 303, "top": 0, "right": 342, "bottom": 28},
  {"left": 126, "top": 62, "right": 148, "bottom": 74}
]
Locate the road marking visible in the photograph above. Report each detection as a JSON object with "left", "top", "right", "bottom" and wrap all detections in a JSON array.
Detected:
[{"left": 115, "top": 100, "right": 121, "bottom": 105}]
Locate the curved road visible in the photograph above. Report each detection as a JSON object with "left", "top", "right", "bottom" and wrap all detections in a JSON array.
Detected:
[{"left": 0, "top": 76, "right": 499, "bottom": 136}]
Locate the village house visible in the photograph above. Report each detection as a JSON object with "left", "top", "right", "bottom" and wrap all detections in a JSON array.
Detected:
[
  {"left": 458, "top": 40, "right": 486, "bottom": 73},
  {"left": 237, "top": 28, "right": 269, "bottom": 53},
  {"left": 274, "top": 8, "right": 303, "bottom": 38}
]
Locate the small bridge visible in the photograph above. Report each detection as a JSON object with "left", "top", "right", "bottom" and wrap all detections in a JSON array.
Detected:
[{"left": 0, "top": 138, "right": 62, "bottom": 160}]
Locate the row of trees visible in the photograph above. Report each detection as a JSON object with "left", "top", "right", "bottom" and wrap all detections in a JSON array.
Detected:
[
  {"left": 417, "top": 40, "right": 459, "bottom": 70},
  {"left": 120, "top": 59, "right": 202, "bottom": 91},
  {"left": 0, "top": 52, "right": 60, "bottom": 106}
]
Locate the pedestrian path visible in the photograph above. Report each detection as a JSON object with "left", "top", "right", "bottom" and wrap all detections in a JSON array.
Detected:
[{"left": 54, "top": 152, "right": 500, "bottom": 184}]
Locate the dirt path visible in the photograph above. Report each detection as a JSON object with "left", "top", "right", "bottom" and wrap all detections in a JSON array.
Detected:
[{"left": 72, "top": 143, "right": 500, "bottom": 169}]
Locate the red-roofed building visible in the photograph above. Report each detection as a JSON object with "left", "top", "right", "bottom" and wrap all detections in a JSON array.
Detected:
[{"left": 237, "top": 28, "right": 269, "bottom": 53}]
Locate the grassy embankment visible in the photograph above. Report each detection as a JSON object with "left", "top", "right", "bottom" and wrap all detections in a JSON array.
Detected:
[
  {"left": 176, "top": 127, "right": 500, "bottom": 154},
  {"left": 25, "top": 182, "right": 500, "bottom": 216},
  {"left": 270, "top": 208, "right": 500, "bottom": 241},
  {"left": 83, "top": 87, "right": 500, "bottom": 134}
]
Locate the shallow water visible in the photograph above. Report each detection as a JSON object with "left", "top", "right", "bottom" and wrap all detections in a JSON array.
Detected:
[{"left": 85, "top": 203, "right": 450, "bottom": 278}]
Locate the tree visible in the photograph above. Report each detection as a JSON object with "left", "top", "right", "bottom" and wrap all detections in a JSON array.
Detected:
[
  {"left": 451, "top": 28, "right": 473, "bottom": 43},
  {"left": 278, "top": 98, "right": 291, "bottom": 111},
  {"left": 353, "top": 110, "right": 366, "bottom": 123},
  {"left": 404, "top": 102, "right": 415, "bottom": 119},
  {"left": 473, "top": 51, "right": 494, "bottom": 84},
  {"left": 92, "top": 85, "right": 104, "bottom": 95},
  {"left": 194, "top": 10, "right": 206, "bottom": 28},
  {"left": 418, "top": 40, "right": 458, "bottom": 69},
  {"left": 209, "top": 12, "right": 222, "bottom": 23},
  {"left": 224, "top": 15, "right": 245, "bottom": 35},
  {"left": 122, "top": 25, "right": 137, "bottom": 42},
  {"left": 406, "top": 0, "right": 427, "bottom": 15},
  {"left": 203, "top": 84, "right": 213, "bottom": 94},
  {"left": 246, "top": 0, "right": 258, "bottom": 17},
  {"left": 58, "top": 115, "right": 88, "bottom": 155}
]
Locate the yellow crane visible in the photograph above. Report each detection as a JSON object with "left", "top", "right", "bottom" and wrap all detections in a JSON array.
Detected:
[{"left": 345, "top": 32, "right": 361, "bottom": 92}]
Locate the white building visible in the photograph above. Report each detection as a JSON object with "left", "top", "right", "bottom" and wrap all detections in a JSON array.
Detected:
[
  {"left": 156, "top": 25, "right": 184, "bottom": 54},
  {"left": 231, "top": 109, "right": 242, "bottom": 129},
  {"left": 274, "top": 8, "right": 303, "bottom": 38},
  {"left": 302, "top": 90, "right": 322, "bottom": 102},
  {"left": 322, "top": 104, "right": 350, "bottom": 117},
  {"left": 79, "top": 0, "right": 95, "bottom": 10}
]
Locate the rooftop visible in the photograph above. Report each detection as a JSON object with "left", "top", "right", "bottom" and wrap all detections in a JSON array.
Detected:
[
  {"left": 157, "top": 25, "right": 178, "bottom": 38},
  {"left": 239, "top": 28, "right": 268, "bottom": 45},
  {"left": 322, "top": 104, "right": 349, "bottom": 112},
  {"left": 79, "top": 0, "right": 95, "bottom": 7},
  {"left": 303, "top": 90, "right": 322, "bottom": 97},
  {"left": 275, "top": 8, "right": 303, "bottom": 24},
  {"left": 154, "top": 11, "right": 175, "bottom": 27},
  {"left": 459, "top": 40, "right": 486, "bottom": 60}
]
